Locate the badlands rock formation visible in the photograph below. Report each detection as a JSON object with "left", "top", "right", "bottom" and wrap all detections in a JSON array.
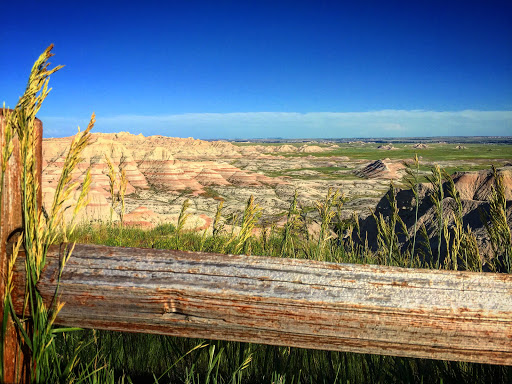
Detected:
[
  {"left": 247, "top": 144, "right": 336, "bottom": 154},
  {"left": 123, "top": 206, "right": 161, "bottom": 228},
  {"left": 377, "top": 144, "right": 396, "bottom": 150},
  {"left": 357, "top": 167, "right": 512, "bottom": 261},
  {"left": 452, "top": 169, "right": 512, "bottom": 200},
  {"left": 42, "top": 132, "right": 287, "bottom": 224},
  {"left": 354, "top": 159, "right": 406, "bottom": 179},
  {"left": 43, "top": 132, "right": 396, "bottom": 230},
  {"left": 43, "top": 132, "right": 510, "bottom": 242}
]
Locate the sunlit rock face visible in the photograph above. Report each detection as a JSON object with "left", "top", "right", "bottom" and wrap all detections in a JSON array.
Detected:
[
  {"left": 354, "top": 159, "right": 406, "bottom": 179},
  {"left": 123, "top": 205, "right": 160, "bottom": 229},
  {"left": 195, "top": 168, "right": 232, "bottom": 186},
  {"left": 451, "top": 169, "right": 512, "bottom": 201}
]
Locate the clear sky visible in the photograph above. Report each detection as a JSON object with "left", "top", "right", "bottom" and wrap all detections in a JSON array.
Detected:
[{"left": 2, "top": 1, "right": 511, "bottom": 138}]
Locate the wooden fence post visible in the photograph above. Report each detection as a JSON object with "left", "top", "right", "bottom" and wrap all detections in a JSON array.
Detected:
[{"left": 0, "top": 110, "right": 43, "bottom": 383}]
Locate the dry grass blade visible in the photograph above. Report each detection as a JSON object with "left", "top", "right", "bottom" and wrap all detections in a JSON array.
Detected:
[
  {"left": 119, "top": 168, "right": 127, "bottom": 226},
  {"left": 482, "top": 166, "right": 512, "bottom": 272},
  {"left": 426, "top": 164, "right": 445, "bottom": 268},
  {"left": 212, "top": 200, "right": 224, "bottom": 238},
  {"left": 234, "top": 195, "right": 261, "bottom": 255},
  {"left": 105, "top": 153, "right": 118, "bottom": 224},
  {"left": 175, "top": 199, "right": 191, "bottom": 248}
]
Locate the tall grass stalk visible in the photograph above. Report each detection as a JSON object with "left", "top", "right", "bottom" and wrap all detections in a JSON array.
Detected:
[
  {"left": 426, "top": 164, "right": 445, "bottom": 268},
  {"left": 315, "top": 188, "right": 342, "bottom": 256},
  {"left": 419, "top": 223, "right": 433, "bottom": 267},
  {"left": 1, "top": 45, "right": 96, "bottom": 383},
  {"left": 212, "top": 200, "right": 224, "bottom": 238},
  {"left": 105, "top": 155, "right": 118, "bottom": 224},
  {"left": 403, "top": 154, "right": 420, "bottom": 267},
  {"left": 442, "top": 169, "right": 466, "bottom": 271},
  {"left": 463, "top": 227, "right": 482, "bottom": 272},
  {"left": 175, "top": 199, "right": 191, "bottom": 249},
  {"left": 371, "top": 183, "right": 406, "bottom": 265},
  {"left": 68, "top": 168, "right": 92, "bottom": 239},
  {"left": 119, "top": 168, "right": 127, "bottom": 226},
  {"left": 44, "top": 117, "right": 93, "bottom": 250},
  {"left": 234, "top": 195, "right": 261, "bottom": 255},
  {"left": 483, "top": 166, "right": 512, "bottom": 272},
  {"left": 280, "top": 190, "right": 299, "bottom": 257}
]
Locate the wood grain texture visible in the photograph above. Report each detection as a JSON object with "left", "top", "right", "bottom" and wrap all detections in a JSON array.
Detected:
[{"left": 11, "top": 243, "right": 512, "bottom": 366}]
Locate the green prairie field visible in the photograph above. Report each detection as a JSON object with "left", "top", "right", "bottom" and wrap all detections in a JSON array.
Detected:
[{"left": 271, "top": 143, "right": 512, "bottom": 162}]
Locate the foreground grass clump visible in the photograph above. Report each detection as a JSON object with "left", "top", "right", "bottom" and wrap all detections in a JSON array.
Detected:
[
  {"left": 58, "top": 159, "right": 512, "bottom": 383},
  {"left": 60, "top": 174, "right": 512, "bottom": 383},
  {"left": 58, "top": 225, "right": 512, "bottom": 384},
  {"left": 53, "top": 326, "right": 512, "bottom": 384}
]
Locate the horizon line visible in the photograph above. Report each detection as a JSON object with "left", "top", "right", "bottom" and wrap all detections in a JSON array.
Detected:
[{"left": 38, "top": 109, "right": 512, "bottom": 139}]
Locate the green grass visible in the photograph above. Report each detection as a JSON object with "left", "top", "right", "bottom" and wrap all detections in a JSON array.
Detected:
[
  {"left": 57, "top": 212, "right": 512, "bottom": 383},
  {"left": 277, "top": 143, "right": 512, "bottom": 162},
  {"left": 54, "top": 327, "right": 512, "bottom": 384},
  {"left": 58, "top": 162, "right": 512, "bottom": 383}
]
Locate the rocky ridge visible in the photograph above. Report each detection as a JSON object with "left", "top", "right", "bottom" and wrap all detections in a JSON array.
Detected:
[
  {"left": 354, "top": 158, "right": 406, "bottom": 179},
  {"left": 43, "top": 132, "right": 510, "bottom": 243},
  {"left": 43, "top": 132, "right": 395, "bottom": 229},
  {"left": 357, "top": 167, "right": 512, "bottom": 261},
  {"left": 42, "top": 133, "right": 287, "bottom": 224}
]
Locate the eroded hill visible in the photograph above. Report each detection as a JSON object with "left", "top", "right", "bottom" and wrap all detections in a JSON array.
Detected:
[{"left": 42, "top": 133, "right": 512, "bottom": 236}]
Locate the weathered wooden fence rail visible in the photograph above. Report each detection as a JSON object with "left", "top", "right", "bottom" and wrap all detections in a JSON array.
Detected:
[
  {"left": 1, "top": 112, "right": 512, "bottom": 384},
  {"left": 10, "top": 243, "right": 512, "bottom": 366}
]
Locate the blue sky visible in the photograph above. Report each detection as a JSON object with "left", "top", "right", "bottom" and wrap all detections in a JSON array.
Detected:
[{"left": 1, "top": 1, "right": 511, "bottom": 138}]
